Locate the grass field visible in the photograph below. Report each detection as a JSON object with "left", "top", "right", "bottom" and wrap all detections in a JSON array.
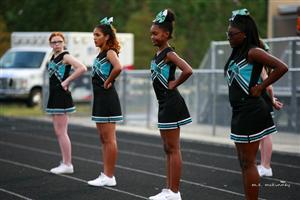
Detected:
[{"left": 0, "top": 101, "right": 91, "bottom": 117}]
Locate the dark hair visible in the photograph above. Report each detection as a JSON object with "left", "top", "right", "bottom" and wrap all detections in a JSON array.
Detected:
[
  {"left": 95, "top": 24, "right": 120, "bottom": 53},
  {"left": 154, "top": 9, "right": 175, "bottom": 39},
  {"left": 224, "top": 14, "right": 260, "bottom": 73}
]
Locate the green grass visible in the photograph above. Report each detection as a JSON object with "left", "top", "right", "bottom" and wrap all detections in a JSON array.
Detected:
[
  {"left": 0, "top": 102, "right": 91, "bottom": 117},
  {"left": 0, "top": 103, "right": 44, "bottom": 117}
]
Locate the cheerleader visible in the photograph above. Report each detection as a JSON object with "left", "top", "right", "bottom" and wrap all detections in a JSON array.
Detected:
[
  {"left": 87, "top": 17, "right": 122, "bottom": 187},
  {"left": 224, "top": 9, "right": 288, "bottom": 199},
  {"left": 149, "top": 9, "right": 192, "bottom": 200},
  {"left": 47, "top": 32, "right": 87, "bottom": 174}
]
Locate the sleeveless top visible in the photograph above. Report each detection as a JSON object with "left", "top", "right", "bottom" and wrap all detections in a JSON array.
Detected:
[
  {"left": 225, "top": 49, "right": 263, "bottom": 104},
  {"left": 150, "top": 47, "right": 177, "bottom": 100},
  {"left": 48, "top": 51, "right": 71, "bottom": 88},
  {"left": 92, "top": 50, "right": 115, "bottom": 82}
]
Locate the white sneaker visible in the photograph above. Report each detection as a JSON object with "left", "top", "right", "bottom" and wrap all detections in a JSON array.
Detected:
[
  {"left": 149, "top": 189, "right": 181, "bottom": 200},
  {"left": 50, "top": 163, "right": 74, "bottom": 174},
  {"left": 87, "top": 172, "right": 117, "bottom": 187},
  {"left": 257, "top": 165, "right": 273, "bottom": 177}
]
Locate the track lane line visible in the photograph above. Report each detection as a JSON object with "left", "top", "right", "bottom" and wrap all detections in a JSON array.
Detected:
[
  {"left": 0, "top": 141, "right": 285, "bottom": 198},
  {"left": 0, "top": 158, "right": 148, "bottom": 200},
  {"left": 3, "top": 130, "right": 299, "bottom": 169},
  {"left": 0, "top": 188, "right": 33, "bottom": 200}
]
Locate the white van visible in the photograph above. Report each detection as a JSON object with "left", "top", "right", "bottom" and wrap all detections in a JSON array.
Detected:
[{"left": 0, "top": 32, "right": 134, "bottom": 106}]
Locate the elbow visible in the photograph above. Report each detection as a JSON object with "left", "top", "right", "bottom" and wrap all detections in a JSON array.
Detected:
[
  {"left": 117, "top": 68, "right": 122, "bottom": 74},
  {"left": 283, "top": 65, "right": 288, "bottom": 73},
  {"left": 186, "top": 68, "right": 193, "bottom": 77},
  {"left": 115, "top": 67, "right": 122, "bottom": 75},
  {"left": 280, "top": 64, "right": 288, "bottom": 75},
  {"left": 82, "top": 65, "right": 88, "bottom": 72}
]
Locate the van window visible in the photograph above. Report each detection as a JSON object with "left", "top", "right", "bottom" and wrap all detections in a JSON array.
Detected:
[{"left": 0, "top": 51, "right": 45, "bottom": 69}]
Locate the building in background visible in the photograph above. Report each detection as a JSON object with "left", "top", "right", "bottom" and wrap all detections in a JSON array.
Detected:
[{"left": 268, "top": 0, "right": 300, "bottom": 37}]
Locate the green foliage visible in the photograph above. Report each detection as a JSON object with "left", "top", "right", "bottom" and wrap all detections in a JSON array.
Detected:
[
  {"left": 124, "top": 5, "right": 154, "bottom": 69},
  {"left": 0, "top": 17, "right": 10, "bottom": 56},
  {"left": 0, "top": 0, "right": 267, "bottom": 68}
]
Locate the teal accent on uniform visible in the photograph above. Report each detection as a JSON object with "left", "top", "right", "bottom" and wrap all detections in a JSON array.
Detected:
[
  {"left": 230, "top": 126, "right": 277, "bottom": 143},
  {"left": 57, "top": 63, "right": 66, "bottom": 79},
  {"left": 239, "top": 63, "right": 253, "bottom": 84},
  {"left": 92, "top": 57, "right": 112, "bottom": 81},
  {"left": 100, "top": 17, "right": 113, "bottom": 26},
  {"left": 178, "top": 118, "right": 192, "bottom": 126},
  {"left": 46, "top": 107, "right": 76, "bottom": 114},
  {"left": 47, "top": 60, "right": 66, "bottom": 82},
  {"left": 227, "top": 59, "right": 256, "bottom": 95},
  {"left": 230, "top": 8, "right": 249, "bottom": 21},
  {"left": 158, "top": 117, "right": 192, "bottom": 130},
  {"left": 151, "top": 60, "right": 171, "bottom": 89},
  {"left": 153, "top": 9, "right": 168, "bottom": 23},
  {"left": 92, "top": 115, "right": 123, "bottom": 123}
]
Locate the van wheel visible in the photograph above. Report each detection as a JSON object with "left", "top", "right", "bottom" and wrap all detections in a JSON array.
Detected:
[{"left": 27, "top": 88, "right": 42, "bottom": 107}]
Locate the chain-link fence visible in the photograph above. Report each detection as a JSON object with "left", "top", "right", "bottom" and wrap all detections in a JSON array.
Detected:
[{"left": 43, "top": 37, "right": 300, "bottom": 134}]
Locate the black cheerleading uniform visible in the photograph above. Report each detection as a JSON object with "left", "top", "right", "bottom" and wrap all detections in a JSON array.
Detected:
[
  {"left": 46, "top": 51, "right": 75, "bottom": 114},
  {"left": 225, "top": 48, "right": 277, "bottom": 143},
  {"left": 150, "top": 47, "right": 192, "bottom": 130},
  {"left": 91, "top": 50, "right": 123, "bottom": 123}
]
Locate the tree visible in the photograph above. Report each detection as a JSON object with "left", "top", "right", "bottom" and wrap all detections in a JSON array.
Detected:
[{"left": 0, "top": 0, "right": 268, "bottom": 68}]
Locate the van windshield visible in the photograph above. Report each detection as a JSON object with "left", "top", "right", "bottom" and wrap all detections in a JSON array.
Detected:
[{"left": 0, "top": 51, "right": 45, "bottom": 69}]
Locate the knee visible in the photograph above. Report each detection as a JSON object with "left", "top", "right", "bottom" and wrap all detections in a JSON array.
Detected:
[
  {"left": 163, "top": 143, "right": 179, "bottom": 155},
  {"left": 100, "top": 133, "right": 116, "bottom": 145},
  {"left": 238, "top": 156, "right": 256, "bottom": 171},
  {"left": 54, "top": 124, "right": 67, "bottom": 136}
]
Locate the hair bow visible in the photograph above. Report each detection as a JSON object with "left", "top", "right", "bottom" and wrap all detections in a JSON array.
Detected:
[
  {"left": 153, "top": 9, "right": 168, "bottom": 23},
  {"left": 229, "top": 8, "right": 249, "bottom": 21},
  {"left": 100, "top": 17, "right": 113, "bottom": 25}
]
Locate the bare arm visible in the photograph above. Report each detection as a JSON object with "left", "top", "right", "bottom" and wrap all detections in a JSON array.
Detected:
[
  {"left": 61, "top": 54, "right": 87, "bottom": 90},
  {"left": 104, "top": 49, "right": 122, "bottom": 89},
  {"left": 166, "top": 51, "right": 193, "bottom": 89},
  {"left": 261, "top": 67, "right": 283, "bottom": 110},
  {"left": 261, "top": 67, "right": 274, "bottom": 98},
  {"left": 249, "top": 48, "right": 288, "bottom": 97}
]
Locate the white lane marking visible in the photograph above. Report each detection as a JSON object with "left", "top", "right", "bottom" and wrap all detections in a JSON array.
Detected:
[
  {"left": 0, "top": 188, "right": 33, "bottom": 200},
  {"left": 0, "top": 141, "right": 280, "bottom": 198},
  {"left": 0, "top": 158, "right": 148, "bottom": 199}
]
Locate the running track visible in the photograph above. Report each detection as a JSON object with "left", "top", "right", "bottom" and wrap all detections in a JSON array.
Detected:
[{"left": 0, "top": 117, "right": 299, "bottom": 200}]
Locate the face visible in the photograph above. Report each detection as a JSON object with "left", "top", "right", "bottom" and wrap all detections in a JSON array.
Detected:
[
  {"left": 150, "top": 24, "right": 169, "bottom": 47},
  {"left": 49, "top": 36, "right": 65, "bottom": 53},
  {"left": 227, "top": 25, "right": 246, "bottom": 48},
  {"left": 93, "top": 28, "right": 109, "bottom": 48}
]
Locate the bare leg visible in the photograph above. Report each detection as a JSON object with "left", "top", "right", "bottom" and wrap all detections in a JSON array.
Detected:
[
  {"left": 260, "top": 135, "right": 272, "bottom": 169},
  {"left": 160, "top": 128, "right": 181, "bottom": 193},
  {"left": 235, "top": 141, "right": 260, "bottom": 200},
  {"left": 52, "top": 114, "right": 72, "bottom": 165},
  {"left": 96, "top": 123, "right": 118, "bottom": 177}
]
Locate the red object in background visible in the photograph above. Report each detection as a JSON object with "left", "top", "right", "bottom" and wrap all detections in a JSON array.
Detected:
[
  {"left": 298, "top": 7, "right": 300, "bottom": 33},
  {"left": 123, "top": 65, "right": 135, "bottom": 70}
]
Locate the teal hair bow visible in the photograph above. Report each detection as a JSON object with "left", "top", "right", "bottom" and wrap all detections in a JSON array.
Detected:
[
  {"left": 153, "top": 9, "right": 168, "bottom": 23},
  {"left": 263, "top": 42, "right": 270, "bottom": 51},
  {"left": 100, "top": 17, "right": 113, "bottom": 26},
  {"left": 229, "top": 8, "right": 249, "bottom": 21}
]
